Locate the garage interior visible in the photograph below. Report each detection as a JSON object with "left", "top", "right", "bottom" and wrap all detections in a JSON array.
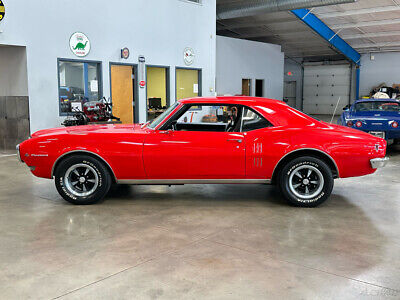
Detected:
[{"left": 1, "top": 0, "right": 400, "bottom": 299}]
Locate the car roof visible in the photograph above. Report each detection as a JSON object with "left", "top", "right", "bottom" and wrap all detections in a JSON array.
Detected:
[{"left": 178, "top": 96, "right": 286, "bottom": 107}]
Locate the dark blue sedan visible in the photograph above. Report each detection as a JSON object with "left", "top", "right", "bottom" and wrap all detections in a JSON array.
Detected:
[{"left": 339, "top": 99, "right": 400, "bottom": 143}]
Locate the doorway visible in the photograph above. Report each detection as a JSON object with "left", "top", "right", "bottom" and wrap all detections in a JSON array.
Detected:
[
  {"left": 255, "top": 79, "right": 264, "bottom": 97},
  {"left": 176, "top": 68, "right": 201, "bottom": 101},
  {"left": 0, "top": 45, "right": 29, "bottom": 150},
  {"left": 283, "top": 81, "right": 297, "bottom": 108},
  {"left": 242, "top": 79, "right": 251, "bottom": 96},
  {"left": 146, "top": 66, "right": 170, "bottom": 121},
  {"left": 110, "top": 63, "right": 137, "bottom": 124}
]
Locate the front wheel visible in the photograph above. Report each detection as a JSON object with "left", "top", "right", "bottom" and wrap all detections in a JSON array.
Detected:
[
  {"left": 278, "top": 156, "right": 334, "bottom": 207},
  {"left": 54, "top": 155, "right": 112, "bottom": 205}
]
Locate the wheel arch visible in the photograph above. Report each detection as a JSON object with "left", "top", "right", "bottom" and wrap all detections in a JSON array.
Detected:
[
  {"left": 51, "top": 150, "right": 117, "bottom": 183},
  {"left": 271, "top": 148, "right": 339, "bottom": 184}
]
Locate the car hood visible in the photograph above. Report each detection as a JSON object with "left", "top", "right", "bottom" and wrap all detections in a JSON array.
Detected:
[{"left": 31, "top": 124, "right": 148, "bottom": 138}]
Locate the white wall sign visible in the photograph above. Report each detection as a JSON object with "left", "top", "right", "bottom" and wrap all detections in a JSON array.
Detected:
[
  {"left": 69, "top": 32, "right": 91, "bottom": 57},
  {"left": 184, "top": 47, "right": 195, "bottom": 65},
  {"left": 90, "top": 80, "right": 98, "bottom": 92}
]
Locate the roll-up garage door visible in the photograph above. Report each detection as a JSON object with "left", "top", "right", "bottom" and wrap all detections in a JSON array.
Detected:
[{"left": 303, "top": 64, "right": 351, "bottom": 115}]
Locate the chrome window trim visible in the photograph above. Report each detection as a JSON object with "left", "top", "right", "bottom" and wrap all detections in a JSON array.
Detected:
[
  {"left": 271, "top": 148, "right": 340, "bottom": 179},
  {"left": 117, "top": 179, "right": 271, "bottom": 185},
  {"left": 51, "top": 150, "right": 117, "bottom": 182}
]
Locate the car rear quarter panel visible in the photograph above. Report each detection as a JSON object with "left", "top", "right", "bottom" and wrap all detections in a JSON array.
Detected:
[{"left": 289, "top": 128, "right": 385, "bottom": 178}]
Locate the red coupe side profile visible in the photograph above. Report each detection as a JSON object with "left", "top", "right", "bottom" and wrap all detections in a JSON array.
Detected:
[{"left": 17, "top": 97, "right": 389, "bottom": 207}]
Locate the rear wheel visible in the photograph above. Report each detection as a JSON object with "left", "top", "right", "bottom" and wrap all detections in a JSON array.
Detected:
[
  {"left": 278, "top": 156, "right": 334, "bottom": 207},
  {"left": 54, "top": 155, "right": 112, "bottom": 205}
]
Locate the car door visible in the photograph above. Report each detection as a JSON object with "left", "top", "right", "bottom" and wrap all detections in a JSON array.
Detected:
[{"left": 143, "top": 104, "right": 246, "bottom": 179}]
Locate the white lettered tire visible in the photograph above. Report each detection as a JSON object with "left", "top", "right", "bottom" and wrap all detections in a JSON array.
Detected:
[
  {"left": 54, "top": 155, "right": 112, "bottom": 205},
  {"left": 278, "top": 156, "right": 334, "bottom": 207}
]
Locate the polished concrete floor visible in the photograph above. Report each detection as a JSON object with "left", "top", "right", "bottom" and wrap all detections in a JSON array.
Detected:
[{"left": 1, "top": 147, "right": 400, "bottom": 299}]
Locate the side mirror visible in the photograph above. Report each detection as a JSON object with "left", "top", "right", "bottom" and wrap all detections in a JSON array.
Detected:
[{"left": 343, "top": 104, "right": 350, "bottom": 111}]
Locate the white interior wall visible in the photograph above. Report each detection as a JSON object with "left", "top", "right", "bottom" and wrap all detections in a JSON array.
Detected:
[
  {"left": 216, "top": 36, "right": 284, "bottom": 100},
  {"left": 0, "top": 0, "right": 216, "bottom": 132},
  {"left": 0, "top": 46, "right": 28, "bottom": 97},
  {"left": 359, "top": 52, "right": 400, "bottom": 97}
]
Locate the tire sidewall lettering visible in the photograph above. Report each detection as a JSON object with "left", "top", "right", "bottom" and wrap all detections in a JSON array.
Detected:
[
  {"left": 58, "top": 159, "right": 104, "bottom": 201},
  {"left": 286, "top": 161, "right": 325, "bottom": 203}
]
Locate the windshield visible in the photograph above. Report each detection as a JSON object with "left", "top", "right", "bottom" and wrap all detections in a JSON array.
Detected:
[
  {"left": 147, "top": 102, "right": 179, "bottom": 129},
  {"left": 354, "top": 101, "right": 400, "bottom": 112}
]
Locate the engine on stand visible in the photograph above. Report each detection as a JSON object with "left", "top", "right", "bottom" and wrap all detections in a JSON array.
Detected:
[{"left": 62, "top": 97, "right": 120, "bottom": 127}]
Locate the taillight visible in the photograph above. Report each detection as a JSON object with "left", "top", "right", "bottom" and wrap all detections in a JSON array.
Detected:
[
  {"left": 356, "top": 121, "right": 362, "bottom": 128},
  {"left": 391, "top": 121, "right": 398, "bottom": 128},
  {"left": 346, "top": 121, "right": 353, "bottom": 127}
]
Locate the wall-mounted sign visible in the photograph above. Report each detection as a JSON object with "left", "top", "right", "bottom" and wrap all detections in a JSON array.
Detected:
[
  {"left": 0, "top": 0, "right": 5, "bottom": 22},
  {"left": 69, "top": 32, "right": 90, "bottom": 57},
  {"left": 121, "top": 47, "right": 130, "bottom": 59},
  {"left": 183, "top": 47, "right": 195, "bottom": 65},
  {"left": 138, "top": 55, "right": 145, "bottom": 88}
]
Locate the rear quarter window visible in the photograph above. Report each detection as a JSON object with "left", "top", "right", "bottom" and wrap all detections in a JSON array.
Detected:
[{"left": 242, "top": 107, "right": 273, "bottom": 132}]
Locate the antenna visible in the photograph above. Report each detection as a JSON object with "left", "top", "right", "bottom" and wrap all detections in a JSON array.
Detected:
[{"left": 330, "top": 97, "right": 341, "bottom": 124}]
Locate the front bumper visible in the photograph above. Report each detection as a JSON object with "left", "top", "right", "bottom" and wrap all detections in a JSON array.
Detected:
[
  {"left": 16, "top": 144, "right": 23, "bottom": 162},
  {"left": 370, "top": 157, "right": 389, "bottom": 169}
]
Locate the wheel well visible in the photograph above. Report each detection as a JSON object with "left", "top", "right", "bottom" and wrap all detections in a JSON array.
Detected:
[
  {"left": 52, "top": 151, "right": 117, "bottom": 183},
  {"left": 271, "top": 149, "right": 339, "bottom": 184}
]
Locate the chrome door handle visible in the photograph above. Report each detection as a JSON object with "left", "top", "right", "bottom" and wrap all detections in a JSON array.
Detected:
[
  {"left": 160, "top": 130, "right": 172, "bottom": 134},
  {"left": 227, "top": 139, "right": 243, "bottom": 143}
]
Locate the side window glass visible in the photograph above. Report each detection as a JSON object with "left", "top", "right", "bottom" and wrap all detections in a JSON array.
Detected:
[
  {"left": 174, "top": 105, "right": 241, "bottom": 132},
  {"left": 241, "top": 108, "right": 273, "bottom": 132}
]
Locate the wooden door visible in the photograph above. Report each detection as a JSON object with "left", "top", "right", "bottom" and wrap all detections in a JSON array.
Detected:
[
  {"left": 111, "top": 65, "right": 134, "bottom": 124},
  {"left": 242, "top": 79, "right": 251, "bottom": 96}
]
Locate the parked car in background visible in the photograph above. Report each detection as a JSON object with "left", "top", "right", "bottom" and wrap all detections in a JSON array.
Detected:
[
  {"left": 17, "top": 97, "right": 388, "bottom": 207},
  {"left": 339, "top": 99, "right": 400, "bottom": 143}
]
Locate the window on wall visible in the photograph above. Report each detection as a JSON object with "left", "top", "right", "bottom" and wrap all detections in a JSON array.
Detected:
[{"left": 58, "top": 59, "right": 102, "bottom": 114}]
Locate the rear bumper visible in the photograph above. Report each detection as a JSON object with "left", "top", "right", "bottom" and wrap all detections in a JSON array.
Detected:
[
  {"left": 361, "top": 130, "right": 400, "bottom": 140},
  {"left": 370, "top": 157, "right": 389, "bottom": 169}
]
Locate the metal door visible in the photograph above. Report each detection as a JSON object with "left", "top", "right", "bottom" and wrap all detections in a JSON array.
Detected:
[
  {"left": 283, "top": 81, "right": 297, "bottom": 108},
  {"left": 303, "top": 64, "right": 351, "bottom": 115}
]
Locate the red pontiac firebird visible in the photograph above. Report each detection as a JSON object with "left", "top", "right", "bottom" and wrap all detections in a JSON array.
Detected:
[{"left": 17, "top": 97, "right": 389, "bottom": 207}]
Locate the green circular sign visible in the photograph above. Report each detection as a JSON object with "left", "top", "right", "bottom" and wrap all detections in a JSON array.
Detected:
[{"left": 0, "top": 0, "right": 5, "bottom": 22}]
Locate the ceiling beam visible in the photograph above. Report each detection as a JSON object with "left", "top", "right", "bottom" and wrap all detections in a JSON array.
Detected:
[
  {"left": 316, "top": 5, "right": 400, "bottom": 19},
  {"left": 292, "top": 8, "right": 361, "bottom": 64},
  {"left": 233, "top": 29, "right": 313, "bottom": 39},
  {"left": 216, "top": 0, "right": 356, "bottom": 20},
  {"left": 341, "top": 31, "right": 400, "bottom": 40},
  {"left": 351, "top": 41, "right": 400, "bottom": 49},
  {"left": 330, "top": 18, "right": 400, "bottom": 30},
  {"left": 217, "top": 18, "right": 298, "bottom": 30}
]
